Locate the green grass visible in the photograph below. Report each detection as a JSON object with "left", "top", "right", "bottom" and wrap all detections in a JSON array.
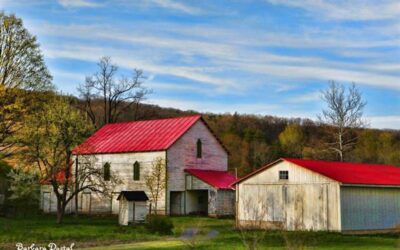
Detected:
[{"left": 0, "top": 214, "right": 399, "bottom": 249}]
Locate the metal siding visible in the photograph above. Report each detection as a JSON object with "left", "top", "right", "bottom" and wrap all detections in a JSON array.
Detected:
[{"left": 341, "top": 186, "right": 400, "bottom": 230}]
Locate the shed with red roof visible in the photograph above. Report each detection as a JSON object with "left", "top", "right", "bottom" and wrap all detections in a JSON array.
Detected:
[{"left": 235, "top": 158, "right": 400, "bottom": 232}]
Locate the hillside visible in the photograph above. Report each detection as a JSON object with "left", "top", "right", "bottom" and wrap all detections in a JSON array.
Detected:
[{"left": 94, "top": 102, "right": 400, "bottom": 176}]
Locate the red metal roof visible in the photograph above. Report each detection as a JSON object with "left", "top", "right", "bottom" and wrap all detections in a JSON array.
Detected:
[
  {"left": 73, "top": 115, "right": 202, "bottom": 154},
  {"left": 284, "top": 158, "right": 400, "bottom": 186},
  {"left": 235, "top": 158, "right": 400, "bottom": 186},
  {"left": 185, "top": 169, "right": 237, "bottom": 190}
]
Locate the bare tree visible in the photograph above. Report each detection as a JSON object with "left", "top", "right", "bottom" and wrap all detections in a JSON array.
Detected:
[
  {"left": 318, "top": 81, "right": 366, "bottom": 161},
  {"left": 78, "top": 57, "right": 150, "bottom": 129},
  {"left": 145, "top": 157, "right": 166, "bottom": 215},
  {"left": 71, "top": 153, "right": 120, "bottom": 218}
]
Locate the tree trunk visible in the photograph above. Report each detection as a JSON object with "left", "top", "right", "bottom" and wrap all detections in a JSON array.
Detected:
[
  {"left": 56, "top": 200, "right": 65, "bottom": 224},
  {"left": 74, "top": 156, "right": 79, "bottom": 218},
  {"left": 338, "top": 131, "right": 344, "bottom": 161}
]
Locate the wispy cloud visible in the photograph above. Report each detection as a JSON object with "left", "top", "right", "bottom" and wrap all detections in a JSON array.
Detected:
[
  {"left": 42, "top": 44, "right": 240, "bottom": 90},
  {"left": 286, "top": 91, "right": 321, "bottom": 104},
  {"left": 58, "top": 0, "right": 102, "bottom": 8},
  {"left": 31, "top": 21, "right": 400, "bottom": 93},
  {"left": 266, "top": 0, "right": 400, "bottom": 21},
  {"left": 146, "top": 98, "right": 282, "bottom": 114},
  {"left": 145, "top": 0, "right": 202, "bottom": 14}
]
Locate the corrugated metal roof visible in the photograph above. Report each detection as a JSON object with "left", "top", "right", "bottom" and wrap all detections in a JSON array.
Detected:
[
  {"left": 284, "top": 158, "right": 400, "bottom": 186},
  {"left": 235, "top": 158, "right": 400, "bottom": 186},
  {"left": 73, "top": 115, "right": 202, "bottom": 154},
  {"left": 185, "top": 168, "right": 237, "bottom": 190}
]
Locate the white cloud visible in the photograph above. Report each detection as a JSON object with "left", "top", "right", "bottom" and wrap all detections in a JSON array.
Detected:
[
  {"left": 368, "top": 115, "right": 400, "bottom": 130},
  {"left": 145, "top": 98, "right": 282, "bottom": 114},
  {"left": 58, "top": 0, "right": 102, "bottom": 8},
  {"left": 147, "top": 81, "right": 225, "bottom": 96},
  {"left": 266, "top": 0, "right": 400, "bottom": 21},
  {"left": 286, "top": 91, "right": 321, "bottom": 103},
  {"left": 146, "top": 0, "right": 201, "bottom": 14},
  {"left": 33, "top": 21, "right": 400, "bottom": 92},
  {"left": 42, "top": 44, "right": 240, "bottom": 90}
]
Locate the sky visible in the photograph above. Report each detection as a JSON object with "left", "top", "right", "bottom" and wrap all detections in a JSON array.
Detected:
[{"left": 1, "top": 0, "right": 399, "bottom": 129}]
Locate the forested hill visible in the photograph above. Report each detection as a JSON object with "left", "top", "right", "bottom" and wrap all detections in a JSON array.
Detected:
[{"left": 89, "top": 101, "right": 400, "bottom": 176}]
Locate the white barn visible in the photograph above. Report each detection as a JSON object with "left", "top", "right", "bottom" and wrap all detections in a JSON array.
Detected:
[
  {"left": 40, "top": 115, "right": 237, "bottom": 217},
  {"left": 235, "top": 158, "right": 400, "bottom": 232}
]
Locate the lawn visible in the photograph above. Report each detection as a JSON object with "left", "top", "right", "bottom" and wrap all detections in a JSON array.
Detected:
[{"left": 0, "top": 214, "right": 399, "bottom": 249}]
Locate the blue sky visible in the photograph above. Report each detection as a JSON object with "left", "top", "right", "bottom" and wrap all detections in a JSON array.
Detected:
[{"left": 1, "top": 0, "right": 399, "bottom": 129}]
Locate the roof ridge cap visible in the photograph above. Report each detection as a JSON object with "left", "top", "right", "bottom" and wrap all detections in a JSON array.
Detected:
[{"left": 100, "top": 114, "right": 202, "bottom": 126}]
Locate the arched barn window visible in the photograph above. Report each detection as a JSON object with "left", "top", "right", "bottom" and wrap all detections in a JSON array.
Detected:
[
  {"left": 103, "top": 162, "right": 111, "bottom": 181},
  {"left": 196, "top": 139, "right": 202, "bottom": 158},
  {"left": 133, "top": 161, "right": 140, "bottom": 180}
]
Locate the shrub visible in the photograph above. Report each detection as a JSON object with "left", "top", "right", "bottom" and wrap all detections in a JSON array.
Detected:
[{"left": 145, "top": 215, "right": 174, "bottom": 235}]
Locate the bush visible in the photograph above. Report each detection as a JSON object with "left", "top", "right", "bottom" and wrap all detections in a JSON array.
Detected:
[{"left": 145, "top": 215, "right": 174, "bottom": 235}]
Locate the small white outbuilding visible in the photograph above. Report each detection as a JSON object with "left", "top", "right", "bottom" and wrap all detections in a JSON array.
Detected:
[
  {"left": 117, "top": 191, "right": 149, "bottom": 225},
  {"left": 235, "top": 158, "right": 400, "bottom": 232}
]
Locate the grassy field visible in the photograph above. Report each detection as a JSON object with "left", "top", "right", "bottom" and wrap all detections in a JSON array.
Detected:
[{"left": 0, "top": 214, "right": 399, "bottom": 249}]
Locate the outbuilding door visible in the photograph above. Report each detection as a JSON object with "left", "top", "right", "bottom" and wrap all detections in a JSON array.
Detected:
[
  {"left": 134, "top": 202, "right": 147, "bottom": 221},
  {"left": 81, "top": 193, "right": 91, "bottom": 213},
  {"left": 111, "top": 192, "right": 120, "bottom": 215},
  {"left": 170, "top": 191, "right": 183, "bottom": 215}
]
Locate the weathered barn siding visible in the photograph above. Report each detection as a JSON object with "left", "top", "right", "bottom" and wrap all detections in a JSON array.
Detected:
[
  {"left": 167, "top": 120, "right": 228, "bottom": 215},
  {"left": 85, "top": 151, "right": 166, "bottom": 214},
  {"left": 237, "top": 161, "right": 341, "bottom": 231},
  {"left": 42, "top": 151, "right": 166, "bottom": 214},
  {"left": 40, "top": 185, "right": 73, "bottom": 213},
  {"left": 341, "top": 186, "right": 400, "bottom": 231},
  {"left": 216, "top": 190, "right": 235, "bottom": 216}
]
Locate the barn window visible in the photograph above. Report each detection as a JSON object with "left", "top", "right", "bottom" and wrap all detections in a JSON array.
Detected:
[
  {"left": 279, "top": 170, "right": 289, "bottom": 180},
  {"left": 133, "top": 161, "right": 140, "bottom": 181},
  {"left": 103, "top": 162, "right": 111, "bottom": 181},
  {"left": 196, "top": 139, "right": 202, "bottom": 158}
]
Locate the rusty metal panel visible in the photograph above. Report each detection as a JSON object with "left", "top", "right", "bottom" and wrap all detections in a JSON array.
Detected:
[{"left": 341, "top": 186, "right": 400, "bottom": 230}]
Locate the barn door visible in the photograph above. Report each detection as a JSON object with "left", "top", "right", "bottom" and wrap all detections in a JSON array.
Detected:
[
  {"left": 42, "top": 192, "right": 51, "bottom": 213},
  {"left": 81, "top": 193, "right": 91, "bottom": 213},
  {"left": 170, "top": 191, "right": 183, "bottom": 215}
]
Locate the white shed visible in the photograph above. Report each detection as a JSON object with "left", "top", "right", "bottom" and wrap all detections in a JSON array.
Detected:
[
  {"left": 235, "top": 158, "right": 400, "bottom": 232},
  {"left": 117, "top": 191, "right": 149, "bottom": 225}
]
